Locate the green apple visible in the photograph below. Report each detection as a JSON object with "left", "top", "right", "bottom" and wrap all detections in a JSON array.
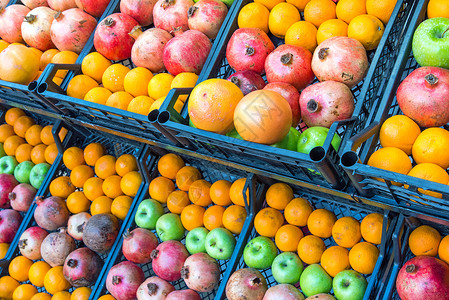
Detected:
[
  {"left": 135, "top": 199, "right": 164, "bottom": 230},
  {"left": 271, "top": 252, "right": 304, "bottom": 284},
  {"left": 29, "top": 163, "right": 50, "bottom": 189},
  {"left": 218, "top": 0, "right": 234, "bottom": 7},
  {"left": 14, "top": 161, "right": 35, "bottom": 184},
  {"left": 205, "top": 227, "right": 236, "bottom": 260},
  {"left": 332, "top": 270, "right": 367, "bottom": 300},
  {"left": 0, "top": 156, "right": 18, "bottom": 175},
  {"left": 243, "top": 236, "right": 277, "bottom": 269},
  {"left": 0, "top": 143, "right": 6, "bottom": 158},
  {"left": 297, "top": 127, "right": 341, "bottom": 154},
  {"left": 226, "top": 128, "right": 244, "bottom": 140},
  {"left": 186, "top": 227, "right": 209, "bottom": 254},
  {"left": 272, "top": 127, "right": 301, "bottom": 151},
  {"left": 299, "top": 264, "right": 332, "bottom": 297},
  {"left": 155, "top": 213, "right": 185, "bottom": 241}
]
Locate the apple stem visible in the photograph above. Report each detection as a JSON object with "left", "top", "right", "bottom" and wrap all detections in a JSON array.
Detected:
[{"left": 443, "top": 26, "right": 449, "bottom": 38}]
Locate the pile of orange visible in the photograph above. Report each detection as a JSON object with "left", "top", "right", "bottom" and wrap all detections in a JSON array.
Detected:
[{"left": 407, "top": 224, "right": 449, "bottom": 263}]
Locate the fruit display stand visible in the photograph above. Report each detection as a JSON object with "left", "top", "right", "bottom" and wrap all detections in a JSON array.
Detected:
[
  {"left": 155, "top": 0, "right": 417, "bottom": 191},
  {"left": 90, "top": 144, "right": 267, "bottom": 299}
]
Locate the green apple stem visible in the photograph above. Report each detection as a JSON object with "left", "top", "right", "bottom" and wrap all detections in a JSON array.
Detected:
[{"left": 443, "top": 26, "right": 449, "bottom": 38}]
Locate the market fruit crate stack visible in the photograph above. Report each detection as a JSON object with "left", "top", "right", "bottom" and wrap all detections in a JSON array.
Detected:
[
  {"left": 90, "top": 144, "right": 267, "bottom": 300},
  {"left": 155, "top": 0, "right": 417, "bottom": 191},
  {"left": 0, "top": 120, "right": 148, "bottom": 299}
]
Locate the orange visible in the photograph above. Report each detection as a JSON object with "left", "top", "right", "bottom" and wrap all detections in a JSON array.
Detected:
[
  {"left": 307, "top": 208, "right": 337, "bottom": 238},
  {"left": 90, "top": 196, "right": 113, "bottom": 215},
  {"left": 266, "top": 182, "right": 294, "bottom": 210},
  {"left": 45, "top": 143, "right": 59, "bottom": 165},
  {"left": 237, "top": 2, "right": 270, "bottom": 33},
  {"left": 127, "top": 96, "right": 155, "bottom": 115},
  {"left": 157, "top": 153, "right": 185, "bottom": 180},
  {"left": 50, "top": 176, "right": 75, "bottom": 198},
  {"left": 51, "top": 291, "right": 71, "bottom": 300},
  {"left": 0, "top": 39, "right": 9, "bottom": 52},
  {"left": 63, "top": 147, "right": 85, "bottom": 170},
  {"left": 304, "top": 0, "right": 337, "bottom": 28},
  {"left": 13, "top": 116, "right": 35, "bottom": 138},
  {"left": 40, "top": 49, "right": 60, "bottom": 71},
  {"left": 95, "top": 155, "right": 117, "bottom": 179},
  {"left": 407, "top": 163, "right": 449, "bottom": 199},
  {"left": 40, "top": 125, "right": 67, "bottom": 145},
  {"left": 275, "top": 224, "right": 304, "bottom": 252},
  {"left": 31, "top": 293, "right": 52, "bottom": 300},
  {"left": 44, "top": 266, "right": 71, "bottom": 295},
  {"left": 84, "top": 87, "right": 113, "bottom": 105},
  {"left": 167, "top": 190, "right": 190, "bottom": 214},
  {"left": 210, "top": 179, "right": 232, "bottom": 206},
  {"left": 413, "top": 128, "right": 449, "bottom": 170},
  {"left": 0, "top": 276, "right": 19, "bottom": 299},
  {"left": 203, "top": 205, "right": 225, "bottom": 231},
  {"left": 30, "top": 48, "right": 43, "bottom": 63},
  {"left": 81, "top": 52, "right": 112, "bottom": 83},
  {"left": 102, "top": 64, "right": 130, "bottom": 93},
  {"left": 83, "top": 177, "right": 105, "bottom": 201},
  {"left": 438, "top": 235, "right": 449, "bottom": 265},
  {"left": 181, "top": 204, "right": 205, "bottom": 231},
  {"left": 12, "top": 284, "right": 38, "bottom": 300},
  {"left": 71, "top": 287, "right": 91, "bottom": 300},
  {"left": 70, "top": 165, "right": 94, "bottom": 188},
  {"left": 147, "top": 73, "right": 174, "bottom": 100},
  {"left": 25, "top": 124, "right": 43, "bottom": 146},
  {"left": 409, "top": 225, "right": 441, "bottom": 256},
  {"left": 176, "top": 166, "right": 202, "bottom": 191},
  {"left": 254, "top": 0, "right": 285, "bottom": 10},
  {"left": 332, "top": 216, "right": 362, "bottom": 248},
  {"left": 428, "top": 0, "right": 449, "bottom": 18},
  {"left": 379, "top": 115, "right": 421, "bottom": 155},
  {"left": 189, "top": 179, "right": 212, "bottom": 207},
  {"left": 361, "top": 213, "right": 385, "bottom": 245},
  {"left": 349, "top": 242, "right": 380, "bottom": 275},
  {"left": 51, "top": 51, "right": 79, "bottom": 78},
  {"left": 66, "top": 191, "right": 91, "bottom": 214},
  {"left": 83, "top": 143, "right": 106, "bottom": 166},
  {"left": 336, "top": 0, "right": 366, "bottom": 24},
  {"left": 367, "top": 147, "right": 412, "bottom": 181},
  {"left": 9, "top": 255, "right": 33, "bottom": 282},
  {"left": 366, "top": 0, "right": 397, "bottom": 24},
  {"left": 285, "top": 21, "right": 318, "bottom": 53},
  {"left": 98, "top": 296, "right": 116, "bottom": 300},
  {"left": 229, "top": 178, "right": 250, "bottom": 207},
  {"left": 149, "top": 176, "right": 176, "bottom": 203},
  {"left": 254, "top": 207, "right": 284, "bottom": 237},
  {"left": 121, "top": 171, "right": 142, "bottom": 197},
  {"left": 102, "top": 175, "right": 123, "bottom": 198},
  {"left": 171, "top": 72, "right": 199, "bottom": 102},
  {"left": 268, "top": 3, "right": 301, "bottom": 38},
  {"left": 286, "top": 0, "right": 311, "bottom": 10},
  {"left": 4, "top": 135, "right": 25, "bottom": 156},
  {"left": 67, "top": 74, "right": 99, "bottom": 99},
  {"left": 297, "top": 235, "right": 325, "bottom": 264},
  {"left": 106, "top": 91, "right": 134, "bottom": 110},
  {"left": 0, "top": 243, "right": 9, "bottom": 259},
  {"left": 0, "top": 124, "right": 15, "bottom": 142},
  {"left": 222, "top": 204, "right": 247, "bottom": 234},
  {"left": 29, "top": 261, "right": 51, "bottom": 287},
  {"left": 15, "top": 143, "right": 33, "bottom": 163},
  {"left": 348, "top": 14, "right": 385, "bottom": 50},
  {"left": 31, "top": 144, "right": 47, "bottom": 164},
  {"left": 320, "top": 246, "right": 350, "bottom": 277},
  {"left": 5, "top": 107, "right": 26, "bottom": 126},
  {"left": 111, "top": 195, "right": 133, "bottom": 220},
  {"left": 124, "top": 67, "right": 153, "bottom": 97},
  {"left": 316, "top": 19, "right": 348, "bottom": 44},
  {"left": 115, "top": 153, "right": 138, "bottom": 176}
]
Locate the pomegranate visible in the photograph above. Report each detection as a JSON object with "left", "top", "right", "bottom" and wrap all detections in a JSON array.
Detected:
[
  {"left": 397, "top": 66, "right": 449, "bottom": 127},
  {"left": 226, "top": 28, "right": 275, "bottom": 74},
  {"left": 0, "top": 209, "right": 22, "bottom": 243},
  {"left": 120, "top": 0, "right": 157, "bottom": 27},
  {"left": 263, "top": 82, "right": 301, "bottom": 127},
  {"left": 226, "top": 268, "right": 268, "bottom": 300},
  {"left": 130, "top": 27, "right": 172, "bottom": 73},
  {"left": 181, "top": 252, "right": 220, "bottom": 292},
  {"left": 22, "top": 7, "right": 56, "bottom": 51},
  {"left": 265, "top": 44, "right": 314, "bottom": 91},
  {"left": 153, "top": 0, "right": 193, "bottom": 36},
  {"left": 93, "top": 13, "right": 139, "bottom": 61},
  {"left": 63, "top": 247, "right": 103, "bottom": 287},
  {"left": 83, "top": 213, "right": 119, "bottom": 253},
  {"left": 47, "top": 0, "right": 77, "bottom": 11},
  {"left": 263, "top": 284, "right": 305, "bottom": 300},
  {"left": 136, "top": 276, "right": 175, "bottom": 300},
  {"left": 299, "top": 80, "right": 354, "bottom": 128},
  {"left": 312, "top": 36, "right": 369, "bottom": 88},
  {"left": 18, "top": 226, "right": 48, "bottom": 260},
  {"left": 67, "top": 212, "right": 91, "bottom": 241},
  {"left": 75, "top": 0, "right": 110, "bottom": 18},
  {"left": 0, "top": 5, "right": 30, "bottom": 43},
  {"left": 22, "top": 0, "right": 49, "bottom": 9},
  {"left": 151, "top": 240, "right": 189, "bottom": 281},
  {"left": 122, "top": 227, "right": 158, "bottom": 264},
  {"left": 50, "top": 8, "right": 97, "bottom": 54},
  {"left": 187, "top": 0, "right": 228, "bottom": 39},
  {"left": 9, "top": 183, "right": 37, "bottom": 213},
  {"left": 106, "top": 261, "right": 145, "bottom": 300},
  {"left": 0, "top": 174, "right": 19, "bottom": 208},
  {"left": 396, "top": 256, "right": 449, "bottom": 300},
  {"left": 165, "top": 290, "right": 201, "bottom": 300},
  {"left": 41, "top": 227, "right": 76, "bottom": 267},
  {"left": 227, "top": 70, "right": 266, "bottom": 95},
  {"left": 163, "top": 29, "right": 212, "bottom": 75},
  {"left": 34, "top": 196, "right": 69, "bottom": 230}
]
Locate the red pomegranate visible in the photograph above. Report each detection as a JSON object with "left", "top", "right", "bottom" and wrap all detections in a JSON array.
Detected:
[
  {"left": 263, "top": 82, "right": 301, "bottom": 127},
  {"left": 34, "top": 196, "right": 70, "bottom": 230},
  {"left": 396, "top": 256, "right": 449, "bottom": 300},
  {"left": 151, "top": 240, "right": 189, "bottom": 282},
  {"left": 106, "top": 261, "right": 145, "bottom": 300},
  {"left": 82, "top": 213, "right": 119, "bottom": 253},
  {"left": 312, "top": 36, "right": 369, "bottom": 88},
  {"left": 122, "top": 227, "right": 158, "bottom": 264},
  {"left": 75, "top": 0, "right": 110, "bottom": 18},
  {"left": 265, "top": 44, "right": 314, "bottom": 91},
  {"left": 181, "top": 252, "right": 220, "bottom": 293},
  {"left": 50, "top": 8, "right": 97, "bottom": 54},
  {"left": 9, "top": 183, "right": 37, "bottom": 212},
  {"left": 130, "top": 27, "right": 173, "bottom": 73},
  {"left": 136, "top": 276, "right": 175, "bottom": 300},
  {"left": 67, "top": 212, "right": 91, "bottom": 241},
  {"left": 0, "top": 5, "right": 30, "bottom": 43},
  {"left": 18, "top": 226, "right": 48, "bottom": 260},
  {"left": 226, "top": 268, "right": 268, "bottom": 300},
  {"left": 226, "top": 28, "right": 275, "bottom": 74},
  {"left": 153, "top": 0, "right": 193, "bottom": 36},
  {"left": 0, "top": 174, "right": 19, "bottom": 208},
  {"left": 163, "top": 29, "right": 212, "bottom": 75},
  {"left": 187, "top": 0, "right": 228, "bottom": 39},
  {"left": 47, "top": 0, "right": 77, "bottom": 11},
  {"left": 63, "top": 247, "right": 103, "bottom": 287},
  {"left": 0, "top": 209, "right": 22, "bottom": 243},
  {"left": 227, "top": 70, "right": 266, "bottom": 95},
  {"left": 299, "top": 80, "right": 354, "bottom": 128},
  {"left": 263, "top": 284, "right": 305, "bottom": 300},
  {"left": 120, "top": 0, "right": 157, "bottom": 27},
  {"left": 22, "top": 0, "right": 49, "bottom": 9},
  {"left": 93, "top": 13, "right": 139, "bottom": 61},
  {"left": 41, "top": 227, "right": 76, "bottom": 267},
  {"left": 21, "top": 7, "right": 56, "bottom": 51},
  {"left": 166, "top": 290, "right": 201, "bottom": 300},
  {"left": 397, "top": 66, "right": 449, "bottom": 128}
]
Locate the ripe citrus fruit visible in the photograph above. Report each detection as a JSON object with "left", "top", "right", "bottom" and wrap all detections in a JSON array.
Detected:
[
  {"left": 203, "top": 205, "right": 225, "bottom": 231},
  {"left": 297, "top": 235, "right": 326, "bottom": 264},
  {"left": 379, "top": 115, "right": 421, "bottom": 155},
  {"left": 269, "top": 3, "right": 301, "bottom": 38},
  {"left": 367, "top": 147, "right": 413, "bottom": 182},
  {"left": 366, "top": 0, "right": 397, "bottom": 24},
  {"left": 98, "top": 296, "right": 116, "bottom": 300},
  {"left": 84, "top": 87, "right": 113, "bottom": 105},
  {"left": 84, "top": 143, "right": 106, "bottom": 167},
  {"left": 0, "top": 243, "right": 9, "bottom": 259},
  {"left": 102, "top": 175, "right": 123, "bottom": 199},
  {"left": 83, "top": 177, "right": 105, "bottom": 201},
  {"left": 52, "top": 291, "right": 71, "bottom": 300},
  {"left": 412, "top": 127, "right": 449, "bottom": 169},
  {"left": 106, "top": 91, "right": 134, "bottom": 110},
  {"left": 63, "top": 147, "right": 85, "bottom": 170},
  {"left": 12, "top": 284, "right": 38, "bottom": 300},
  {"left": 15, "top": 143, "right": 33, "bottom": 163},
  {"left": 157, "top": 153, "right": 185, "bottom": 180},
  {"left": 316, "top": 18, "right": 348, "bottom": 44},
  {"left": 438, "top": 235, "right": 449, "bottom": 265},
  {"left": 111, "top": 195, "right": 133, "bottom": 220},
  {"left": 181, "top": 204, "right": 205, "bottom": 231},
  {"left": 254, "top": 207, "right": 284, "bottom": 237},
  {"left": 409, "top": 225, "right": 441, "bottom": 256},
  {"left": 95, "top": 155, "right": 117, "bottom": 179},
  {"left": 321, "top": 246, "right": 350, "bottom": 277},
  {"left": 406, "top": 163, "right": 449, "bottom": 199},
  {"left": 67, "top": 74, "right": 99, "bottom": 99},
  {"left": 171, "top": 72, "right": 199, "bottom": 102},
  {"left": 286, "top": 0, "right": 310, "bottom": 11},
  {"left": 31, "top": 144, "right": 47, "bottom": 164},
  {"left": 222, "top": 204, "right": 247, "bottom": 234},
  {"left": 149, "top": 176, "right": 176, "bottom": 203},
  {"left": 66, "top": 191, "right": 91, "bottom": 214},
  {"left": 9, "top": 255, "right": 33, "bottom": 282},
  {"left": 14, "top": 116, "right": 35, "bottom": 138},
  {"left": 304, "top": 0, "right": 337, "bottom": 28},
  {"left": 266, "top": 182, "right": 294, "bottom": 210},
  {"left": 49, "top": 176, "right": 76, "bottom": 198},
  {"left": 51, "top": 51, "right": 79, "bottom": 78},
  {"left": 4, "top": 135, "right": 25, "bottom": 156},
  {"left": 44, "top": 266, "right": 71, "bottom": 295},
  {"left": 229, "top": 178, "right": 250, "bottom": 207},
  {"left": 40, "top": 49, "right": 60, "bottom": 71},
  {"left": 81, "top": 52, "right": 112, "bottom": 83},
  {"left": 307, "top": 208, "right": 337, "bottom": 238},
  {"left": 5, "top": 107, "right": 26, "bottom": 126},
  {"left": 349, "top": 242, "right": 380, "bottom": 275},
  {"left": 0, "top": 276, "right": 19, "bottom": 299},
  {"left": 285, "top": 21, "right": 318, "bottom": 53},
  {"left": 45, "top": 143, "right": 59, "bottom": 165},
  {"left": 210, "top": 179, "right": 232, "bottom": 206},
  {"left": 176, "top": 166, "right": 202, "bottom": 191},
  {"left": 428, "top": 0, "right": 449, "bottom": 18},
  {"left": 102, "top": 64, "right": 130, "bottom": 93},
  {"left": 189, "top": 179, "right": 212, "bottom": 207},
  {"left": 127, "top": 96, "right": 155, "bottom": 115},
  {"left": 70, "top": 165, "right": 94, "bottom": 188},
  {"left": 121, "top": 171, "right": 142, "bottom": 197},
  {"left": 71, "top": 287, "right": 92, "bottom": 300},
  {"left": 40, "top": 125, "right": 67, "bottom": 145},
  {"left": 361, "top": 213, "right": 385, "bottom": 245},
  {"left": 29, "top": 261, "right": 51, "bottom": 287},
  {"left": 166, "top": 190, "right": 190, "bottom": 214},
  {"left": 237, "top": 2, "right": 270, "bottom": 33},
  {"left": 124, "top": 67, "right": 153, "bottom": 97},
  {"left": 336, "top": 0, "right": 366, "bottom": 24},
  {"left": 275, "top": 224, "right": 304, "bottom": 252},
  {"left": 254, "top": 0, "right": 285, "bottom": 10},
  {"left": 148, "top": 73, "right": 174, "bottom": 99},
  {"left": 348, "top": 14, "right": 385, "bottom": 50},
  {"left": 31, "top": 292, "right": 52, "bottom": 300},
  {"left": 332, "top": 216, "right": 362, "bottom": 248},
  {"left": 0, "top": 124, "right": 15, "bottom": 143},
  {"left": 25, "top": 124, "right": 43, "bottom": 146},
  {"left": 90, "top": 196, "right": 113, "bottom": 215}
]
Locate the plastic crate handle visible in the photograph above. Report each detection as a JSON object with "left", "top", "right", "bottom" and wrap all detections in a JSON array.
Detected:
[
  {"left": 37, "top": 63, "right": 82, "bottom": 94},
  {"left": 158, "top": 88, "right": 193, "bottom": 125}
]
